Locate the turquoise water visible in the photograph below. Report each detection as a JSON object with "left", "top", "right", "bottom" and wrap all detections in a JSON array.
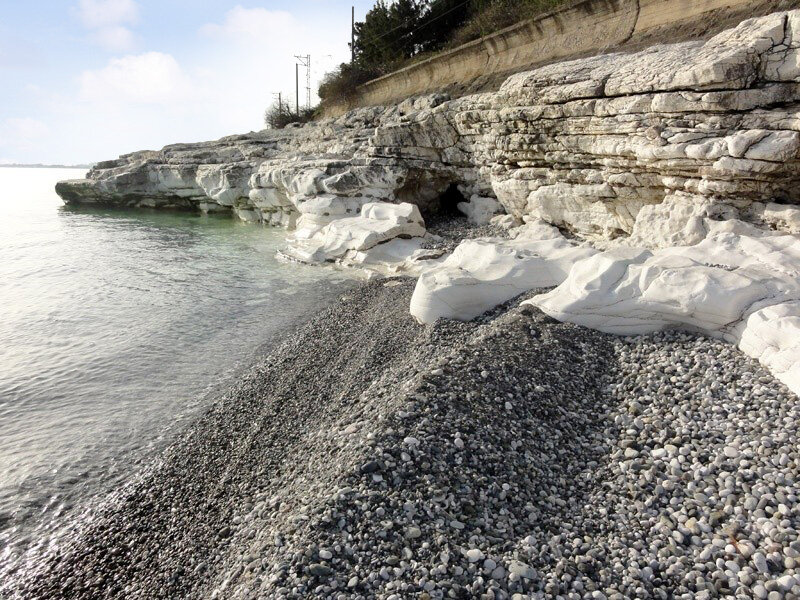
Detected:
[{"left": 0, "top": 168, "right": 352, "bottom": 569}]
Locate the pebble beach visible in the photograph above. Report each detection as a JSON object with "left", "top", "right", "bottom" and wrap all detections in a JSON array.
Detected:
[
  {"left": 3, "top": 268, "right": 798, "bottom": 599},
  {"left": 4, "top": 3, "right": 800, "bottom": 598}
]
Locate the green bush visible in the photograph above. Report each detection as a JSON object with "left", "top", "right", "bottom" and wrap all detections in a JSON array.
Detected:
[
  {"left": 318, "top": 63, "right": 380, "bottom": 103},
  {"left": 264, "top": 100, "right": 316, "bottom": 130}
]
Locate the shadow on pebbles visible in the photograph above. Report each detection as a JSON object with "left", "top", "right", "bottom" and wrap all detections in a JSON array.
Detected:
[{"left": 4, "top": 279, "right": 799, "bottom": 600}]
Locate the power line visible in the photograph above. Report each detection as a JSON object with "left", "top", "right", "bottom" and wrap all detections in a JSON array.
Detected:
[{"left": 352, "top": 0, "right": 471, "bottom": 52}]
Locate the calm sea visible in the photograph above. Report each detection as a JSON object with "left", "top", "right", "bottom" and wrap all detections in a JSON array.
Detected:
[{"left": 0, "top": 167, "right": 351, "bottom": 571}]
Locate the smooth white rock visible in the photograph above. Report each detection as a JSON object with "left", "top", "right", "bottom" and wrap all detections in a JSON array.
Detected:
[
  {"left": 284, "top": 201, "right": 426, "bottom": 265},
  {"left": 340, "top": 237, "right": 446, "bottom": 277},
  {"left": 736, "top": 301, "right": 800, "bottom": 394},
  {"left": 526, "top": 231, "right": 800, "bottom": 394},
  {"left": 410, "top": 221, "right": 596, "bottom": 324},
  {"left": 758, "top": 202, "right": 800, "bottom": 234},
  {"left": 465, "top": 548, "right": 485, "bottom": 563},
  {"left": 457, "top": 195, "right": 505, "bottom": 225}
]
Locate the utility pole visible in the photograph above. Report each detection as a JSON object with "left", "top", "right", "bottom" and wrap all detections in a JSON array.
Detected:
[
  {"left": 272, "top": 92, "right": 282, "bottom": 115},
  {"left": 294, "top": 54, "right": 311, "bottom": 111},
  {"left": 351, "top": 6, "right": 355, "bottom": 64},
  {"left": 306, "top": 55, "right": 311, "bottom": 109}
]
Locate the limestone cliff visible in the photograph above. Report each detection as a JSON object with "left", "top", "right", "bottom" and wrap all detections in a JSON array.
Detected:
[
  {"left": 57, "top": 11, "right": 800, "bottom": 394},
  {"left": 58, "top": 12, "right": 800, "bottom": 246}
]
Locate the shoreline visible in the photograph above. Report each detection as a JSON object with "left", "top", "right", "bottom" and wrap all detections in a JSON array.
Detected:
[
  {"left": 10, "top": 10, "right": 800, "bottom": 598},
  {"left": 50, "top": 10, "right": 800, "bottom": 396},
  {"left": 4, "top": 277, "right": 798, "bottom": 599},
  {"left": 0, "top": 267, "right": 359, "bottom": 581}
]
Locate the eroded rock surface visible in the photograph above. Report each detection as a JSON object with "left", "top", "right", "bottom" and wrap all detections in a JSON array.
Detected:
[
  {"left": 58, "top": 11, "right": 800, "bottom": 248},
  {"left": 525, "top": 231, "right": 800, "bottom": 393},
  {"left": 410, "top": 221, "right": 596, "bottom": 323},
  {"left": 281, "top": 202, "right": 442, "bottom": 276},
  {"left": 56, "top": 11, "right": 800, "bottom": 392}
]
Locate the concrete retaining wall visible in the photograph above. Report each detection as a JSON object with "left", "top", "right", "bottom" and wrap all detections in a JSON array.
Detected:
[
  {"left": 320, "top": 0, "right": 764, "bottom": 117},
  {"left": 634, "top": 0, "right": 753, "bottom": 33}
]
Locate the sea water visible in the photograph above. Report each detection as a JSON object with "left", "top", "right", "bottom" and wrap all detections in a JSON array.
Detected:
[{"left": 0, "top": 167, "right": 352, "bottom": 569}]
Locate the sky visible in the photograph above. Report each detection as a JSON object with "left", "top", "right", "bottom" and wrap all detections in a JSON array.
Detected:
[{"left": 0, "top": 0, "right": 375, "bottom": 164}]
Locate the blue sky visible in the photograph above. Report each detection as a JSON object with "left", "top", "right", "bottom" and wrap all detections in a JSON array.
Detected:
[{"left": 0, "top": 0, "right": 374, "bottom": 164}]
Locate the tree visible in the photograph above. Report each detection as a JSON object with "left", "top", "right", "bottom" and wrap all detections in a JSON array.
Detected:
[
  {"left": 318, "top": 0, "right": 565, "bottom": 107},
  {"left": 354, "top": 0, "right": 423, "bottom": 72},
  {"left": 318, "top": 62, "right": 378, "bottom": 102},
  {"left": 416, "top": 0, "right": 473, "bottom": 53}
]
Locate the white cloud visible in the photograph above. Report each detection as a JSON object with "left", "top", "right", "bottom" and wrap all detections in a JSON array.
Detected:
[
  {"left": 5, "top": 4, "right": 355, "bottom": 163},
  {"left": 77, "top": 0, "right": 138, "bottom": 29},
  {"left": 196, "top": 5, "right": 347, "bottom": 115},
  {"left": 90, "top": 25, "right": 136, "bottom": 52},
  {"left": 76, "top": 0, "right": 139, "bottom": 52},
  {"left": 200, "top": 6, "right": 295, "bottom": 39},
  {"left": 79, "top": 52, "right": 191, "bottom": 104}
]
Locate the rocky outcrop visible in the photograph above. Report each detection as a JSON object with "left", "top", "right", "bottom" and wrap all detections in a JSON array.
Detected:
[
  {"left": 280, "top": 202, "right": 443, "bottom": 276},
  {"left": 409, "top": 221, "right": 597, "bottom": 323},
  {"left": 57, "top": 10, "right": 800, "bottom": 393},
  {"left": 59, "top": 12, "right": 800, "bottom": 247}
]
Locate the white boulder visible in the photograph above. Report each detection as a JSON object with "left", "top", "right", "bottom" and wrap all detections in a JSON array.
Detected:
[
  {"left": 196, "top": 165, "right": 249, "bottom": 206},
  {"left": 525, "top": 231, "right": 800, "bottom": 394},
  {"left": 410, "top": 221, "right": 596, "bottom": 324},
  {"left": 457, "top": 195, "right": 505, "bottom": 225},
  {"left": 344, "top": 238, "right": 447, "bottom": 277},
  {"left": 754, "top": 202, "right": 800, "bottom": 234},
  {"left": 284, "top": 201, "right": 426, "bottom": 266},
  {"left": 625, "top": 193, "right": 740, "bottom": 249},
  {"left": 736, "top": 302, "right": 800, "bottom": 393}
]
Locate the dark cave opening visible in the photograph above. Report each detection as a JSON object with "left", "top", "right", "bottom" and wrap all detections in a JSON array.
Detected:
[{"left": 437, "top": 183, "right": 467, "bottom": 218}]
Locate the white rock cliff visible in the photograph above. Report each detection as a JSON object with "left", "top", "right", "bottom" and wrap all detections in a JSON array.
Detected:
[{"left": 56, "top": 11, "right": 800, "bottom": 394}]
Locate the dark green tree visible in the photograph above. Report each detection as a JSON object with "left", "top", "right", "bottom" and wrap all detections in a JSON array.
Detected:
[
  {"left": 416, "top": 0, "right": 473, "bottom": 53},
  {"left": 354, "top": 0, "right": 423, "bottom": 72},
  {"left": 319, "top": 0, "right": 569, "bottom": 103}
]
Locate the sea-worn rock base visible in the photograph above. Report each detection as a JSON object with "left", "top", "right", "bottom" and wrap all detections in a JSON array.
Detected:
[{"left": 3, "top": 280, "right": 798, "bottom": 600}]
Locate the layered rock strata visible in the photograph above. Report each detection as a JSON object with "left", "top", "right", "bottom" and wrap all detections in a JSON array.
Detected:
[
  {"left": 280, "top": 202, "right": 444, "bottom": 276},
  {"left": 58, "top": 12, "right": 800, "bottom": 247},
  {"left": 57, "top": 11, "right": 800, "bottom": 393}
]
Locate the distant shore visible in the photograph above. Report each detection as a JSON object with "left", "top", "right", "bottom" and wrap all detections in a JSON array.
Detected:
[{"left": 0, "top": 163, "right": 92, "bottom": 169}]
